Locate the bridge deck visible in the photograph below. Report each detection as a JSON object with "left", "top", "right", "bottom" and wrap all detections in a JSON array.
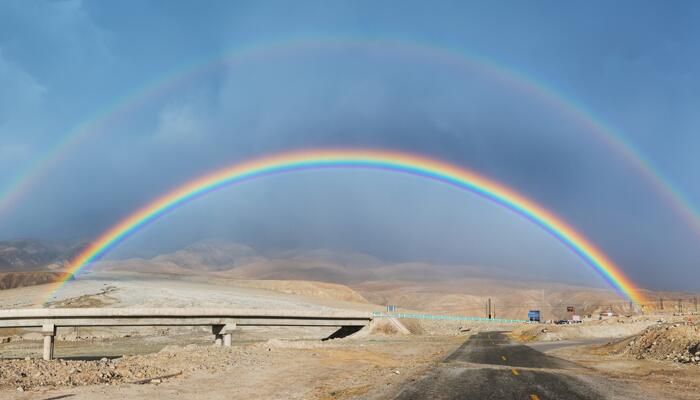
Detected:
[
  {"left": 0, "top": 308, "right": 373, "bottom": 360},
  {"left": 0, "top": 308, "right": 372, "bottom": 327}
]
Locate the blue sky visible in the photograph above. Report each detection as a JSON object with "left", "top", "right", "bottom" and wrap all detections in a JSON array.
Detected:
[{"left": 0, "top": 1, "right": 698, "bottom": 290}]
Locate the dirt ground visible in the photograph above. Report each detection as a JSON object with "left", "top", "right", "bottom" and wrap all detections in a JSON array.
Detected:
[
  {"left": 1, "top": 334, "right": 463, "bottom": 400},
  {"left": 547, "top": 341, "right": 700, "bottom": 400},
  {"left": 508, "top": 315, "right": 700, "bottom": 399},
  {"left": 510, "top": 313, "right": 699, "bottom": 342},
  {"left": 1, "top": 274, "right": 698, "bottom": 399},
  {"left": 3, "top": 322, "right": 700, "bottom": 399}
]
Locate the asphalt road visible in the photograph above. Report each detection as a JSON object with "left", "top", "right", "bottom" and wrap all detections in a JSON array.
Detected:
[{"left": 394, "top": 331, "right": 606, "bottom": 400}]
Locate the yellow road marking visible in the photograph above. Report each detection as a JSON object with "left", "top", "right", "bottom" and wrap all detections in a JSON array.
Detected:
[
  {"left": 511, "top": 368, "right": 519, "bottom": 376},
  {"left": 501, "top": 355, "right": 507, "bottom": 361},
  {"left": 530, "top": 395, "right": 540, "bottom": 400}
]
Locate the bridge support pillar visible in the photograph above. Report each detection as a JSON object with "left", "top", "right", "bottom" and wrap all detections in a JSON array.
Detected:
[
  {"left": 42, "top": 324, "right": 56, "bottom": 361},
  {"left": 212, "top": 323, "right": 236, "bottom": 347},
  {"left": 212, "top": 325, "right": 223, "bottom": 346}
]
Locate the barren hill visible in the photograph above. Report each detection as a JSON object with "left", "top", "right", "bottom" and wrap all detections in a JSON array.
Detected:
[
  {"left": 100, "top": 239, "right": 519, "bottom": 283},
  {"left": 0, "top": 239, "right": 85, "bottom": 271},
  {"left": 0, "top": 271, "right": 73, "bottom": 290},
  {"left": 90, "top": 239, "right": 658, "bottom": 319},
  {"left": 3, "top": 239, "right": 694, "bottom": 319}
]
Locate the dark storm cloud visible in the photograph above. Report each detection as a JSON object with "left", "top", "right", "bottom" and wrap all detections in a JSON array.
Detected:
[{"left": 0, "top": 0, "right": 699, "bottom": 291}]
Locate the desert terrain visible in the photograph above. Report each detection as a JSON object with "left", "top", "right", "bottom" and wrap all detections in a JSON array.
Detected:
[{"left": 0, "top": 240, "right": 698, "bottom": 399}]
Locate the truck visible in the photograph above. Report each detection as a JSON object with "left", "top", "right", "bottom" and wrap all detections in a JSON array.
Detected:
[{"left": 528, "top": 310, "right": 541, "bottom": 322}]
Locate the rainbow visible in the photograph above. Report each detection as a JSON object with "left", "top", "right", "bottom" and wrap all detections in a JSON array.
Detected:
[
  {"left": 3, "top": 38, "right": 700, "bottom": 240},
  {"left": 46, "top": 149, "right": 646, "bottom": 305}
]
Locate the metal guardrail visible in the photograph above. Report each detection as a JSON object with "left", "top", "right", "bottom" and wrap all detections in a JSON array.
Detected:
[{"left": 373, "top": 311, "right": 528, "bottom": 324}]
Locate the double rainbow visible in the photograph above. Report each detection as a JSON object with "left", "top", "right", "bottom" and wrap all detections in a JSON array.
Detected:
[
  {"left": 3, "top": 38, "right": 700, "bottom": 243},
  {"left": 48, "top": 150, "right": 645, "bottom": 304}
]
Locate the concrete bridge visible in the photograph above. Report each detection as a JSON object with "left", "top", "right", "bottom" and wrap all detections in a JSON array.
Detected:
[{"left": 0, "top": 308, "right": 373, "bottom": 360}]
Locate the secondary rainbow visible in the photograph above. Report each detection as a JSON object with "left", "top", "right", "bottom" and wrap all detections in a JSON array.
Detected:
[
  {"left": 4, "top": 38, "right": 700, "bottom": 242},
  {"left": 47, "top": 149, "right": 645, "bottom": 305}
]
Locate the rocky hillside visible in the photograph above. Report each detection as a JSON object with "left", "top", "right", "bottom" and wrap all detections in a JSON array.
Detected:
[
  {"left": 91, "top": 239, "right": 640, "bottom": 319},
  {"left": 0, "top": 239, "right": 85, "bottom": 271},
  {"left": 102, "top": 239, "right": 517, "bottom": 283},
  {"left": 0, "top": 271, "right": 73, "bottom": 290},
  {"left": 14, "top": 238, "right": 687, "bottom": 319}
]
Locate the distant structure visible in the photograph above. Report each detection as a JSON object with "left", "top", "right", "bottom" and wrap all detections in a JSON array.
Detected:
[
  {"left": 599, "top": 306, "right": 618, "bottom": 319},
  {"left": 528, "top": 310, "right": 541, "bottom": 322}
]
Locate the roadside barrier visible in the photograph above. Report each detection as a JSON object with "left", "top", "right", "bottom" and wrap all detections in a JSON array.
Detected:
[{"left": 372, "top": 311, "right": 528, "bottom": 324}]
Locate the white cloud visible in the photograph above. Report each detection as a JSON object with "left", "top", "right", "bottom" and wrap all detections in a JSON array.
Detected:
[{"left": 154, "top": 102, "right": 206, "bottom": 143}]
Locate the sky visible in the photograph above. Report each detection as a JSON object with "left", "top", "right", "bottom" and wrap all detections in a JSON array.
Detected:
[{"left": 0, "top": 0, "right": 698, "bottom": 291}]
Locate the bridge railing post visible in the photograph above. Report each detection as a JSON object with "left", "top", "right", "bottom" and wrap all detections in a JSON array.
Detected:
[{"left": 42, "top": 323, "right": 56, "bottom": 361}]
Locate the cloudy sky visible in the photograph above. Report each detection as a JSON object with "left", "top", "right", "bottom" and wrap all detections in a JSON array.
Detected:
[{"left": 0, "top": 1, "right": 698, "bottom": 291}]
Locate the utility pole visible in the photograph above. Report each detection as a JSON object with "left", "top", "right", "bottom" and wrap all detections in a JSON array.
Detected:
[
  {"left": 694, "top": 296, "right": 698, "bottom": 313},
  {"left": 659, "top": 297, "right": 664, "bottom": 311},
  {"left": 488, "top": 298, "right": 492, "bottom": 319},
  {"left": 678, "top": 299, "right": 682, "bottom": 314}
]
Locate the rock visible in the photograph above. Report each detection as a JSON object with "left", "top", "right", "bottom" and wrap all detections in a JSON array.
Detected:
[{"left": 16, "top": 386, "right": 23, "bottom": 392}]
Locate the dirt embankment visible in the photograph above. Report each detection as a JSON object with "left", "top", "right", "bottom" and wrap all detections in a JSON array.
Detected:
[
  {"left": 510, "top": 317, "right": 656, "bottom": 342},
  {"left": 606, "top": 321, "right": 700, "bottom": 364},
  {"left": 0, "top": 272, "right": 72, "bottom": 290}
]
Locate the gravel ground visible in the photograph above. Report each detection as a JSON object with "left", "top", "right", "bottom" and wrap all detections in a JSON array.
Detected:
[
  {"left": 548, "top": 339, "right": 700, "bottom": 400},
  {"left": 1, "top": 335, "right": 462, "bottom": 399},
  {"left": 606, "top": 321, "right": 700, "bottom": 364}
]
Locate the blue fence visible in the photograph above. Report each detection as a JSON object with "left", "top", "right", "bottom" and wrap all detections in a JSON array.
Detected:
[{"left": 372, "top": 311, "right": 528, "bottom": 324}]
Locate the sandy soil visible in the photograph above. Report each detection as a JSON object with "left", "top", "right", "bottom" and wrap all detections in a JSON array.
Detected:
[{"left": 2, "top": 335, "right": 463, "bottom": 400}]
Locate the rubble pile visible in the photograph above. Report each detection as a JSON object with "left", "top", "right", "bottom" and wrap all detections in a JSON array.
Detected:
[
  {"left": 0, "top": 357, "right": 169, "bottom": 391},
  {"left": 0, "top": 344, "right": 260, "bottom": 391},
  {"left": 619, "top": 322, "right": 700, "bottom": 364}
]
